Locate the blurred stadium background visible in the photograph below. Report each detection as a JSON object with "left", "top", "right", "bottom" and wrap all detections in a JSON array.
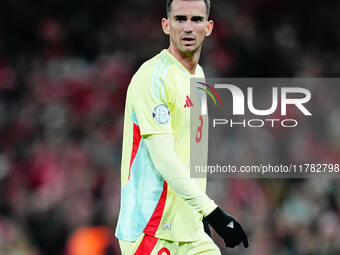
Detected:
[{"left": 0, "top": 0, "right": 339, "bottom": 254}]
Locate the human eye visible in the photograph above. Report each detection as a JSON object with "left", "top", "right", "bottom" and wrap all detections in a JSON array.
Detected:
[
  {"left": 192, "top": 16, "right": 204, "bottom": 22},
  {"left": 175, "top": 16, "right": 186, "bottom": 22}
]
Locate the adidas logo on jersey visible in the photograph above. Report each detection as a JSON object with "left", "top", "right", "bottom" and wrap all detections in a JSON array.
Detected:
[{"left": 184, "top": 95, "right": 193, "bottom": 108}]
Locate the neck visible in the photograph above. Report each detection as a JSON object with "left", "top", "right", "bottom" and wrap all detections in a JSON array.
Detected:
[{"left": 168, "top": 44, "right": 201, "bottom": 75}]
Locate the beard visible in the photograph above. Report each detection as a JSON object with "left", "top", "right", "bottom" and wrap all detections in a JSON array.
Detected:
[{"left": 178, "top": 42, "right": 202, "bottom": 57}]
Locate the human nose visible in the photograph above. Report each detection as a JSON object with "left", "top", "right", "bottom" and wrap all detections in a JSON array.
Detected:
[{"left": 184, "top": 20, "right": 193, "bottom": 33}]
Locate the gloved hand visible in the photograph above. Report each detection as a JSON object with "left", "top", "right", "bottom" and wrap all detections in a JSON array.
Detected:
[
  {"left": 205, "top": 207, "right": 249, "bottom": 248},
  {"left": 202, "top": 218, "right": 211, "bottom": 237}
]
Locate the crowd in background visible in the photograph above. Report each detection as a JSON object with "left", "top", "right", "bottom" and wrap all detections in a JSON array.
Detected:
[{"left": 0, "top": 0, "right": 339, "bottom": 254}]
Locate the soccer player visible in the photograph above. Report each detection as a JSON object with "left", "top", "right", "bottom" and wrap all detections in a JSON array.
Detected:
[{"left": 115, "top": 0, "right": 249, "bottom": 254}]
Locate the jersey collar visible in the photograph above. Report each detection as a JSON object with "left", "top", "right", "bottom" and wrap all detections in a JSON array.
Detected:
[{"left": 161, "top": 49, "right": 201, "bottom": 77}]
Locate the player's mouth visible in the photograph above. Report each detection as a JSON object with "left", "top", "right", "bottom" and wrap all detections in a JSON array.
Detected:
[{"left": 181, "top": 36, "right": 196, "bottom": 46}]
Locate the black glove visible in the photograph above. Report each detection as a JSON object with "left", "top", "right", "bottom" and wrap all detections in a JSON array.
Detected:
[
  {"left": 202, "top": 218, "right": 211, "bottom": 237},
  {"left": 205, "top": 207, "right": 249, "bottom": 248}
]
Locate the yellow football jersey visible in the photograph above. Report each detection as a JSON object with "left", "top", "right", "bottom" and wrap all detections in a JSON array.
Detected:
[{"left": 115, "top": 49, "right": 209, "bottom": 242}]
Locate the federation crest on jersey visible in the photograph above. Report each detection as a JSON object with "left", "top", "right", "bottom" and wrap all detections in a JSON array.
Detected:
[{"left": 152, "top": 104, "right": 171, "bottom": 124}]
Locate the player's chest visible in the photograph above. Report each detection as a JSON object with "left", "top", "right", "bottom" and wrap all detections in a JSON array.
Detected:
[{"left": 171, "top": 76, "right": 202, "bottom": 127}]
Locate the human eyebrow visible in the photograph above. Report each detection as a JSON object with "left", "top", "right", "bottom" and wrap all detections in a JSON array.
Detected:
[
  {"left": 191, "top": 16, "right": 204, "bottom": 22},
  {"left": 174, "top": 15, "right": 187, "bottom": 21}
]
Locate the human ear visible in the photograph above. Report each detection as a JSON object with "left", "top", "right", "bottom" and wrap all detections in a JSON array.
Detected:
[
  {"left": 205, "top": 20, "right": 214, "bottom": 37},
  {"left": 162, "top": 18, "right": 170, "bottom": 35}
]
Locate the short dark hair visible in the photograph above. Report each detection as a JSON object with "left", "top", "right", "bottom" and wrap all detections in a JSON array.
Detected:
[{"left": 166, "top": 0, "right": 211, "bottom": 18}]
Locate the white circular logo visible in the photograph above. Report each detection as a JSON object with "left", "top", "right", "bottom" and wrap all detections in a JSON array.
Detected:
[{"left": 152, "top": 104, "right": 170, "bottom": 124}]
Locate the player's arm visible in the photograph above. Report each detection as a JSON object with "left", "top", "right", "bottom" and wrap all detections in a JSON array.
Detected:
[
  {"left": 144, "top": 133, "right": 249, "bottom": 248},
  {"left": 144, "top": 133, "right": 217, "bottom": 216}
]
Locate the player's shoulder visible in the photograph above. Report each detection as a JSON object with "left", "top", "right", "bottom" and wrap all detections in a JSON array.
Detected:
[
  {"left": 133, "top": 51, "right": 167, "bottom": 80},
  {"left": 129, "top": 50, "right": 177, "bottom": 91}
]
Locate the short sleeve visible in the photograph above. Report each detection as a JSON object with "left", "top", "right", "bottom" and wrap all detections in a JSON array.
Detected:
[{"left": 133, "top": 75, "right": 174, "bottom": 136}]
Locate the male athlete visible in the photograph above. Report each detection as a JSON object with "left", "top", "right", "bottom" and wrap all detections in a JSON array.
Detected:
[{"left": 115, "top": 0, "right": 249, "bottom": 254}]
